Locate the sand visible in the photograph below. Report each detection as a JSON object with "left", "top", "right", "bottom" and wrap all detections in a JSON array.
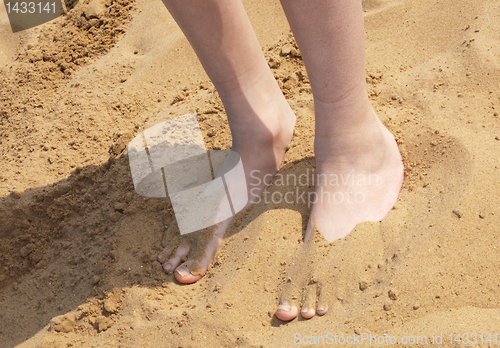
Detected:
[{"left": 1, "top": 0, "right": 500, "bottom": 347}]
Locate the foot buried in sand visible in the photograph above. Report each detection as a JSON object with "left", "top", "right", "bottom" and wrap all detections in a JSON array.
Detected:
[
  {"left": 157, "top": 92, "right": 297, "bottom": 284},
  {"left": 275, "top": 108, "right": 404, "bottom": 321}
]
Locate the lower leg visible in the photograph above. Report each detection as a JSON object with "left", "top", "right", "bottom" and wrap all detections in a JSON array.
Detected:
[
  {"left": 158, "top": 0, "right": 296, "bottom": 283},
  {"left": 162, "top": 0, "right": 294, "bottom": 149},
  {"left": 276, "top": 0, "right": 404, "bottom": 320},
  {"left": 279, "top": 0, "right": 403, "bottom": 242},
  {"left": 280, "top": 0, "right": 376, "bottom": 154}
]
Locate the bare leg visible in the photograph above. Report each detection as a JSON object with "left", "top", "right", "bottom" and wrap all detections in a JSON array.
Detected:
[
  {"left": 275, "top": 0, "right": 404, "bottom": 320},
  {"left": 157, "top": 0, "right": 296, "bottom": 283}
]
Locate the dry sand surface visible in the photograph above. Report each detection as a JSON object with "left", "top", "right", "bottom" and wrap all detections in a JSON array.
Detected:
[{"left": 1, "top": 0, "right": 500, "bottom": 347}]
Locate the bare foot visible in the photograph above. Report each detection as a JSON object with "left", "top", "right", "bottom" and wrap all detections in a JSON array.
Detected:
[
  {"left": 275, "top": 106, "right": 404, "bottom": 321},
  {"left": 158, "top": 76, "right": 296, "bottom": 284},
  {"left": 308, "top": 107, "right": 404, "bottom": 243}
]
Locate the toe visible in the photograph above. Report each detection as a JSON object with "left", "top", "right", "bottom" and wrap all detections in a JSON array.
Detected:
[
  {"left": 174, "top": 266, "right": 203, "bottom": 284},
  {"left": 275, "top": 298, "right": 299, "bottom": 321},
  {"left": 157, "top": 246, "right": 173, "bottom": 264},
  {"left": 162, "top": 246, "right": 189, "bottom": 274},
  {"left": 301, "top": 307, "right": 316, "bottom": 319},
  {"left": 162, "top": 261, "right": 175, "bottom": 274},
  {"left": 316, "top": 306, "right": 329, "bottom": 316},
  {"left": 316, "top": 280, "right": 332, "bottom": 317},
  {"left": 300, "top": 279, "right": 318, "bottom": 319}
]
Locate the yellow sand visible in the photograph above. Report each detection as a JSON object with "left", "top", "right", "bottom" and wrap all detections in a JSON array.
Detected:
[{"left": 1, "top": 0, "right": 500, "bottom": 347}]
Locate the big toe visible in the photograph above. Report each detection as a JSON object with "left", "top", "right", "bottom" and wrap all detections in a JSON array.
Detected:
[
  {"left": 174, "top": 266, "right": 204, "bottom": 284},
  {"left": 275, "top": 302, "right": 299, "bottom": 321}
]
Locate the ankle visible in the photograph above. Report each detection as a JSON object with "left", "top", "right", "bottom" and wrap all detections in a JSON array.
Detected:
[
  {"left": 314, "top": 105, "right": 385, "bottom": 161},
  {"left": 224, "top": 90, "right": 295, "bottom": 152},
  {"left": 231, "top": 108, "right": 293, "bottom": 153},
  {"left": 314, "top": 98, "right": 375, "bottom": 138}
]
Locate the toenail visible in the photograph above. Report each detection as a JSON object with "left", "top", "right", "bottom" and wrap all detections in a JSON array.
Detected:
[
  {"left": 301, "top": 307, "right": 309, "bottom": 313},
  {"left": 277, "top": 303, "right": 291, "bottom": 312},
  {"left": 317, "top": 306, "right": 328, "bottom": 315},
  {"left": 163, "top": 263, "right": 172, "bottom": 272},
  {"left": 176, "top": 267, "right": 190, "bottom": 278}
]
